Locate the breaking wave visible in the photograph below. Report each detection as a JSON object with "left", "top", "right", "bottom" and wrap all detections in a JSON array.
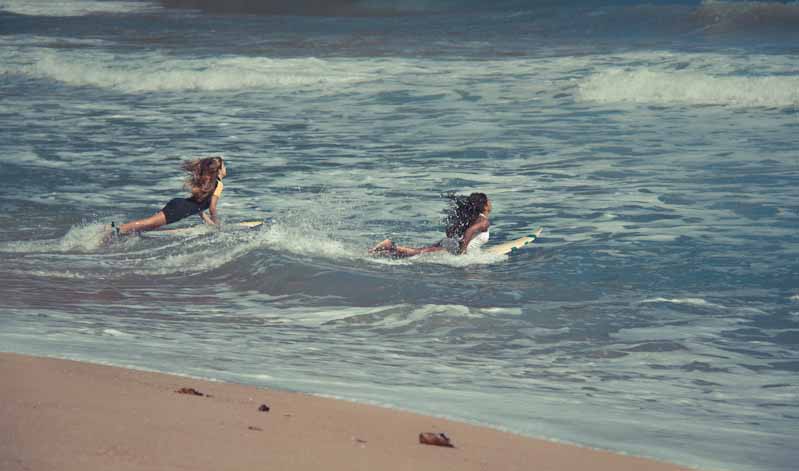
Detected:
[
  {"left": 8, "top": 51, "right": 368, "bottom": 93},
  {"left": 0, "top": 0, "right": 160, "bottom": 16},
  {"left": 578, "top": 68, "right": 799, "bottom": 108}
]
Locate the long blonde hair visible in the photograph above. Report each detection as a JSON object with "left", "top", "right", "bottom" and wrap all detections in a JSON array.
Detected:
[{"left": 183, "top": 156, "right": 224, "bottom": 202}]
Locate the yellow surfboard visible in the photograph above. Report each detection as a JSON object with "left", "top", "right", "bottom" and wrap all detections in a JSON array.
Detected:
[{"left": 483, "top": 227, "right": 543, "bottom": 255}]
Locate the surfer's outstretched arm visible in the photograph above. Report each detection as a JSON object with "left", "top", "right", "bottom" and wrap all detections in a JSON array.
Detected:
[{"left": 200, "top": 190, "right": 222, "bottom": 226}]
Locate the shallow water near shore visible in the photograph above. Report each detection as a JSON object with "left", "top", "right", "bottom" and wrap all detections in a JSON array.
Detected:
[{"left": 1, "top": 1, "right": 798, "bottom": 470}]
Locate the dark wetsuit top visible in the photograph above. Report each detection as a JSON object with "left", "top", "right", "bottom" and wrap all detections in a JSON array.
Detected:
[{"left": 161, "top": 179, "right": 222, "bottom": 225}]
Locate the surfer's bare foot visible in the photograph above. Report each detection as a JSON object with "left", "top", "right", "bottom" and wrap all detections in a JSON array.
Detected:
[
  {"left": 369, "top": 239, "right": 395, "bottom": 254},
  {"left": 101, "top": 223, "right": 120, "bottom": 244}
]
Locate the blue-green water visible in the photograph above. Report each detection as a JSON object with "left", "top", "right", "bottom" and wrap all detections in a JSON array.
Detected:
[{"left": 1, "top": 1, "right": 798, "bottom": 470}]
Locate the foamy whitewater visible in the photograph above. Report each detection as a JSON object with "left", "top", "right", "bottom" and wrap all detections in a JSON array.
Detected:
[{"left": 1, "top": 1, "right": 798, "bottom": 470}]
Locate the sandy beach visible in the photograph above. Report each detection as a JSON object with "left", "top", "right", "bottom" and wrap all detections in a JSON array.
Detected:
[{"left": 0, "top": 352, "right": 693, "bottom": 471}]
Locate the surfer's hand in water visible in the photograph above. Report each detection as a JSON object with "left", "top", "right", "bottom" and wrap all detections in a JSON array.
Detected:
[{"left": 200, "top": 211, "right": 218, "bottom": 226}]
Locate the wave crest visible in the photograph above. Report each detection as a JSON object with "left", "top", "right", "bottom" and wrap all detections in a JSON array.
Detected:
[
  {"left": 12, "top": 51, "right": 367, "bottom": 93},
  {"left": 578, "top": 68, "right": 799, "bottom": 108},
  {"left": 0, "top": 0, "right": 159, "bottom": 17},
  {"left": 694, "top": 0, "right": 799, "bottom": 33}
]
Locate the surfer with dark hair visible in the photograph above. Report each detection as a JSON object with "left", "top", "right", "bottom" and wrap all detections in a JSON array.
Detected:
[
  {"left": 369, "top": 192, "right": 492, "bottom": 257},
  {"left": 110, "top": 156, "right": 227, "bottom": 236}
]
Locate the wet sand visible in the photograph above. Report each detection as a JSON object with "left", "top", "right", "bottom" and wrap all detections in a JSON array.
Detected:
[{"left": 0, "top": 352, "right": 693, "bottom": 471}]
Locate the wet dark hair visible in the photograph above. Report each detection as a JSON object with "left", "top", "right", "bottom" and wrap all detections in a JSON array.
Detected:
[{"left": 443, "top": 192, "right": 489, "bottom": 239}]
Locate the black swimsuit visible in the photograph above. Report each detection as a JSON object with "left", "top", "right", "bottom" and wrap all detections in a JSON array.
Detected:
[
  {"left": 161, "top": 180, "right": 219, "bottom": 225},
  {"left": 161, "top": 198, "right": 209, "bottom": 225}
]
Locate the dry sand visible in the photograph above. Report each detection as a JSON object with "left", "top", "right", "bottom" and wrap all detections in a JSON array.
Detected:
[{"left": 1, "top": 352, "right": 693, "bottom": 471}]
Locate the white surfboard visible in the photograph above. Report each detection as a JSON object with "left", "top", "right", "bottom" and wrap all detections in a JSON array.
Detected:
[
  {"left": 146, "top": 220, "right": 269, "bottom": 236},
  {"left": 483, "top": 227, "right": 543, "bottom": 255}
]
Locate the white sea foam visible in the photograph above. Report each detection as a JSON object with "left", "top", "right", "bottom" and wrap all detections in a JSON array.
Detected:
[
  {"left": 0, "top": 0, "right": 159, "bottom": 16},
  {"left": 6, "top": 269, "right": 86, "bottom": 279},
  {"left": 101, "top": 328, "right": 133, "bottom": 338},
  {"left": 578, "top": 68, "right": 799, "bottom": 108},
  {"left": 127, "top": 232, "right": 262, "bottom": 276},
  {"left": 60, "top": 223, "right": 111, "bottom": 251},
  {"left": 0, "top": 35, "right": 109, "bottom": 48},
  {"left": 13, "top": 51, "right": 369, "bottom": 93},
  {"left": 640, "top": 297, "right": 724, "bottom": 309},
  {"left": 234, "top": 373, "right": 274, "bottom": 382},
  {"left": 7, "top": 46, "right": 798, "bottom": 114},
  {"left": 10, "top": 150, "right": 71, "bottom": 169},
  {"left": 0, "top": 223, "right": 109, "bottom": 253},
  {"left": 110, "top": 221, "right": 348, "bottom": 277},
  {"left": 248, "top": 303, "right": 520, "bottom": 328},
  {"left": 256, "top": 221, "right": 357, "bottom": 260},
  {"left": 363, "top": 304, "right": 504, "bottom": 328}
]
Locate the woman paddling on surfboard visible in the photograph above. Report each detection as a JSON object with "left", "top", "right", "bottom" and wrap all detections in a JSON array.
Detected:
[
  {"left": 369, "top": 192, "right": 491, "bottom": 258},
  {"left": 109, "top": 156, "right": 227, "bottom": 236}
]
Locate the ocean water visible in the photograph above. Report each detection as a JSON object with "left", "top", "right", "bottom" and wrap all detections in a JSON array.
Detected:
[{"left": 1, "top": 1, "right": 798, "bottom": 470}]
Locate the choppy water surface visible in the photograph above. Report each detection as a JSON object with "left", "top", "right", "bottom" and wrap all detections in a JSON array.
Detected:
[{"left": 1, "top": 2, "right": 798, "bottom": 470}]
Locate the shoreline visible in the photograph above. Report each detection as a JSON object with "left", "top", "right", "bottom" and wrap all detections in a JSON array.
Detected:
[{"left": 1, "top": 352, "right": 694, "bottom": 471}]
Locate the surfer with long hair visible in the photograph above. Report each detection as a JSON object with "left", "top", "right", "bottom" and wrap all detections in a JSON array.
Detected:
[
  {"left": 110, "top": 156, "right": 227, "bottom": 236},
  {"left": 369, "top": 192, "right": 492, "bottom": 257}
]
